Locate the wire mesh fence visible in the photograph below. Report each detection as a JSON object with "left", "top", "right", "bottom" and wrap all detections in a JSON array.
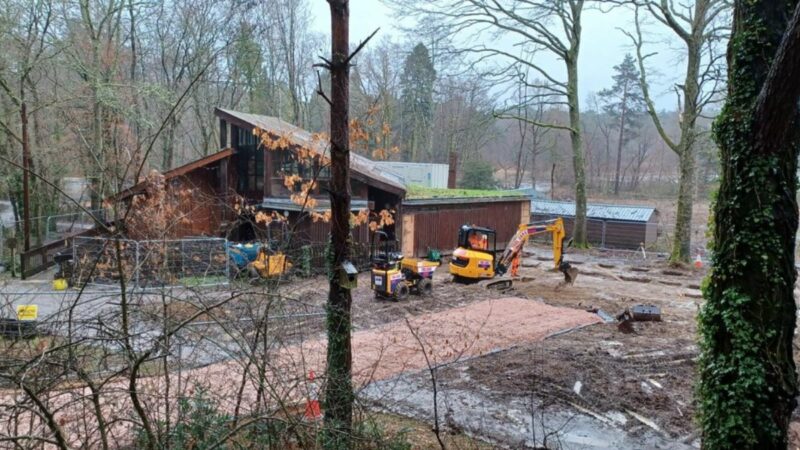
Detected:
[
  {"left": 45, "top": 209, "right": 105, "bottom": 242},
  {"left": 70, "top": 236, "right": 374, "bottom": 288},
  {"left": 73, "top": 236, "right": 230, "bottom": 288}
]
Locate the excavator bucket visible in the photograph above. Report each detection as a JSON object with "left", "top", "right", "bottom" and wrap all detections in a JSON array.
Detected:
[{"left": 560, "top": 262, "right": 578, "bottom": 285}]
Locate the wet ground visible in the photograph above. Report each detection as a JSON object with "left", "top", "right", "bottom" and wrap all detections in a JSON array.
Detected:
[{"left": 0, "top": 244, "right": 722, "bottom": 448}]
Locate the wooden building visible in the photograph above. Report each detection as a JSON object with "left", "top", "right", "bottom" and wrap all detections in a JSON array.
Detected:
[
  {"left": 400, "top": 196, "right": 532, "bottom": 257},
  {"left": 530, "top": 200, "right": 659, "bottom": 250},
  {"left": 215, "top": 108, "right": 406, "bottom": 244},
  {"left": 115, "top": 108, "right": 406, "bottom": 245}
]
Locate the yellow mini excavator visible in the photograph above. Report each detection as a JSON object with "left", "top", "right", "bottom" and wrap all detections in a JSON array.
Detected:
[{"left": 448, "top": 217, "right": 578, "bottom": 290}]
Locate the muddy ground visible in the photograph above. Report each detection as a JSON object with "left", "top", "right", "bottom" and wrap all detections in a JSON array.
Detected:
[
  {"left": 18, "top": 230, "right": 795, "bottom": 448},
  {"left": 265, "top": 246, "right": 708, "bottom": 448}
]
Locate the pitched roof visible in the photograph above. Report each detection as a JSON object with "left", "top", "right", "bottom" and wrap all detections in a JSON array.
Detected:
[
  {"left": 111, "top": 148, "right": 234, "bottom": 201},
  {"left": 532, "top": 199, "right": 657, "bottom": 222},
  {"left": 215, "top": 108, "right": 406, "bottom": 196}
]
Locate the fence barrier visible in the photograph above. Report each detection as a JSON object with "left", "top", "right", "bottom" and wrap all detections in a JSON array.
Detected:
[
  {"left": 73, "top": 236, "right": 230, "bottom": 288},
  {"left": 529, "top": 216, "right": 664, "bottom": 252},
  {"left": 71, "top": 236, "right": 373, "bottom": 289}
]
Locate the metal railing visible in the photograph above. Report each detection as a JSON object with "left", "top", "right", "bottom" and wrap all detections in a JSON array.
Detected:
[{"left": 45, "top": 210, "right": 105, "bottom": 242}]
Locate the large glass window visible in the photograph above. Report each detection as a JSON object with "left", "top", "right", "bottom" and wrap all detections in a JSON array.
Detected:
[{"left": 235, "top": 127, "right": 263, "bottom": 195}]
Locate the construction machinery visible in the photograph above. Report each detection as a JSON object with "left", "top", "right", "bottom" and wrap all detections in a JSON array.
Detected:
[
  {"left": 228, "top": 222, "right": 293, "bottom": 280},
  {"left": 449, "top": 217, "right": 578, "bottom": 290},
  {"left": 370, "top": 231, "right": 440, "bottom": 300}
]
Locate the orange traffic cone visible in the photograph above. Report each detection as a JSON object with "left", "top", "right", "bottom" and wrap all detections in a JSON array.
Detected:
[
  {"left": 304, "top": 370, "right": 322, "bottom": 421},
  {"left": 694, "top": 253, "right": 703, "bottom": 269}
]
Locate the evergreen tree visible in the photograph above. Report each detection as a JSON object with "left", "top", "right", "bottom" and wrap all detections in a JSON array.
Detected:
[
  {"left": 460, "top": 159, "right": 495, "bottom": 189},
  {"left": 598, "top": 54, "right": 645, "bottom": 195},
  {"left": 399, "top": 43, "right": 436, "bottom": 162}
]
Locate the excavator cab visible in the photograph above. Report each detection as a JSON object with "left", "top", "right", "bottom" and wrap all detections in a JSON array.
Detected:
[{"left": 450, "top": 225, "right": 500, "bottom": 282}]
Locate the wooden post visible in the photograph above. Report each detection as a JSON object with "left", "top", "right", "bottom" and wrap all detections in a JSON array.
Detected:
[{"left": 21, "top": 102, "right": 30, "bottom": 253}]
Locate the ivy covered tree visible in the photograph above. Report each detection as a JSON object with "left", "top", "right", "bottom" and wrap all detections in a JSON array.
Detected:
[
  {"left": 699, "top": 1, "right": 800, "bottom": 448},
  {"left": 598, "top": 54, "right": 645, "bottom": 196},
  {"left": 399, "top": 43, "right": 436, "bottom": 162}
]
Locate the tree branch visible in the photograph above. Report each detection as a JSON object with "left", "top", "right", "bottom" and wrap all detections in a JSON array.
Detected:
[
  {"left": 493, "top": 111, "right": 576, "bottom": 133},
  {"left": 753, "top": 1, "right": 800, "bottom": 154},
  {"left": 624, "top": 6, "right": 678, "bottom": 152}
]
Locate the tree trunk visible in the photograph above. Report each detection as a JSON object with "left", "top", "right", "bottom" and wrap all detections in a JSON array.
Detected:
[
  {"left": 162, "top": 115, "right": 177, "bottom": 170},
  {"left": 90, "top": 89, "right": 103, "bottom": 210},
  {"left": 669, "top": 4, "right": 704, "bottom": 263},
  {"left": 21, "top": 102, "right": 30, "bottom": 252},
  {"left": 613, "top": 89, "right": 628, "bottom": 196},
  {"left": 324, "top": 1, "right": 354, "bottom": 447},
  {"left": 670, "top": 147, "right": 694, "bottom": 262},
  {"left": 699, "top": 1, "right": 800, "bottom": 448},
  {"left": 567, "top": 60, "right": 587, "bottom": 245}
]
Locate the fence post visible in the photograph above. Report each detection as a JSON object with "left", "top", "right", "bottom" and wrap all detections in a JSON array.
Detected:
[
  {"left": 601, "top": 220, "right": 607, "bottom": 249},
  {"left": 46, "top": 215, "right": 53, "bottom": 242},
  {"left": 135, "top": 240, "right": 140, "bottom": 289},
  {"left": 224, "top": 238, "right": 230, "bottom": 281}
]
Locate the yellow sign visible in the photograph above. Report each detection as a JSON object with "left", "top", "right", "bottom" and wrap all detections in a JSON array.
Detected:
[{"left": 16, "top": 305, "right": 38, "bottom": 321}]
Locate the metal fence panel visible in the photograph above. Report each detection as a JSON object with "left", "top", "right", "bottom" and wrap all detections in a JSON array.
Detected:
[{"left": 73, "top": 237, "right": 229, "bottom": 288}]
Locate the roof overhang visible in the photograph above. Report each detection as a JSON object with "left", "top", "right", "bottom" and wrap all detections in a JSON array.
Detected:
[
  {"left": 260, "top": 197, "right": 370, "bottom": 213},
  {"left": 110, "top": 148, "right": 234, "bottom": 201}
]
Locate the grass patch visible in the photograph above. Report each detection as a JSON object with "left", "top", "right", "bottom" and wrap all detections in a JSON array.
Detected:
[
  {"left": 179, "top": 275, "right": 228, "bottom": 287},
  {"left": 407, "top": 185, "right": 523, "bottom": 199}
]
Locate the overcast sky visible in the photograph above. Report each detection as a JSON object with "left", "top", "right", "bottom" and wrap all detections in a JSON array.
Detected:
[{"left": 308, "top": 2, "right": 690, "bottom": 111}]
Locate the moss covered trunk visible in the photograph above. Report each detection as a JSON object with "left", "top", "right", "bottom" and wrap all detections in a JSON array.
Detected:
[
  {"left": 671, "top": 148, "right": 695, "bottom": 262},
  {"left": 324, "top": 1, "right": 354, "bottom": 448},
  {"left": 699, "top": 1, "right": 800, "bottom": 448},
  {"left": 566, "top": 46, "right": 587, "bottom": 246}
]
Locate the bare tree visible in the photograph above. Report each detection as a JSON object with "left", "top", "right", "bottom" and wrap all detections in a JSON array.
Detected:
[
  {"left": 384, "top": 0, "right": 590, "bottom": 245},
  {"left": 624, "top": 0, "right": 729, "bottom": 262},
  {"left": 318, "top": 1, "right": 375, "bottom": 446}
]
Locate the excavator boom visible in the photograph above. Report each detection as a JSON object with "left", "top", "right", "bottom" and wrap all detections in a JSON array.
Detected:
[
  {"left": 449, "top": 217, "right": 577, "bottom": 287},
  {"left": 495, "top": 218, "right": 577, "bottom": 284}
]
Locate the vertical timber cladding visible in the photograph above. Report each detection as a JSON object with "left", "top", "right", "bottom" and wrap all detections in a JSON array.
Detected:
[{"left": 403, "top": 199, "right": 529, "bottom": 257}]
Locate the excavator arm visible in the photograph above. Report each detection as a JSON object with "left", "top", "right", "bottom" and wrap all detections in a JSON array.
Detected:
[{"left": 495, "top": 218, "right": 577, "bottom": 284}]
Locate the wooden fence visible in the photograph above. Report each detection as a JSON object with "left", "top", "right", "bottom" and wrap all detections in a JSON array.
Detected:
[{"left": 20, "top": 229, "right": 98, "bottom": 279}]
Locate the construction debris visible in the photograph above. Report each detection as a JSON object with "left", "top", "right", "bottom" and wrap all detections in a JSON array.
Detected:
[
  {"left": 585, "top": 306, "right": 615, "bottom": 323},
  {"left": 631, "top": 304, "right": 662, "bottom": 322},
  {"left": 619, "top": 274, "right": 652, "bottom": 283}
]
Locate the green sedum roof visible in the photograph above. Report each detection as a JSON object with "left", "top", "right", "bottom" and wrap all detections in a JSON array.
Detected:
[{"left": 406, "top": 185, "right": 524, "bottom": 199}]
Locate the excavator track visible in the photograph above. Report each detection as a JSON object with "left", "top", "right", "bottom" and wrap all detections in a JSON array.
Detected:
[{"left": 478, "top": 277, "right": 513, "bottom": 291}]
